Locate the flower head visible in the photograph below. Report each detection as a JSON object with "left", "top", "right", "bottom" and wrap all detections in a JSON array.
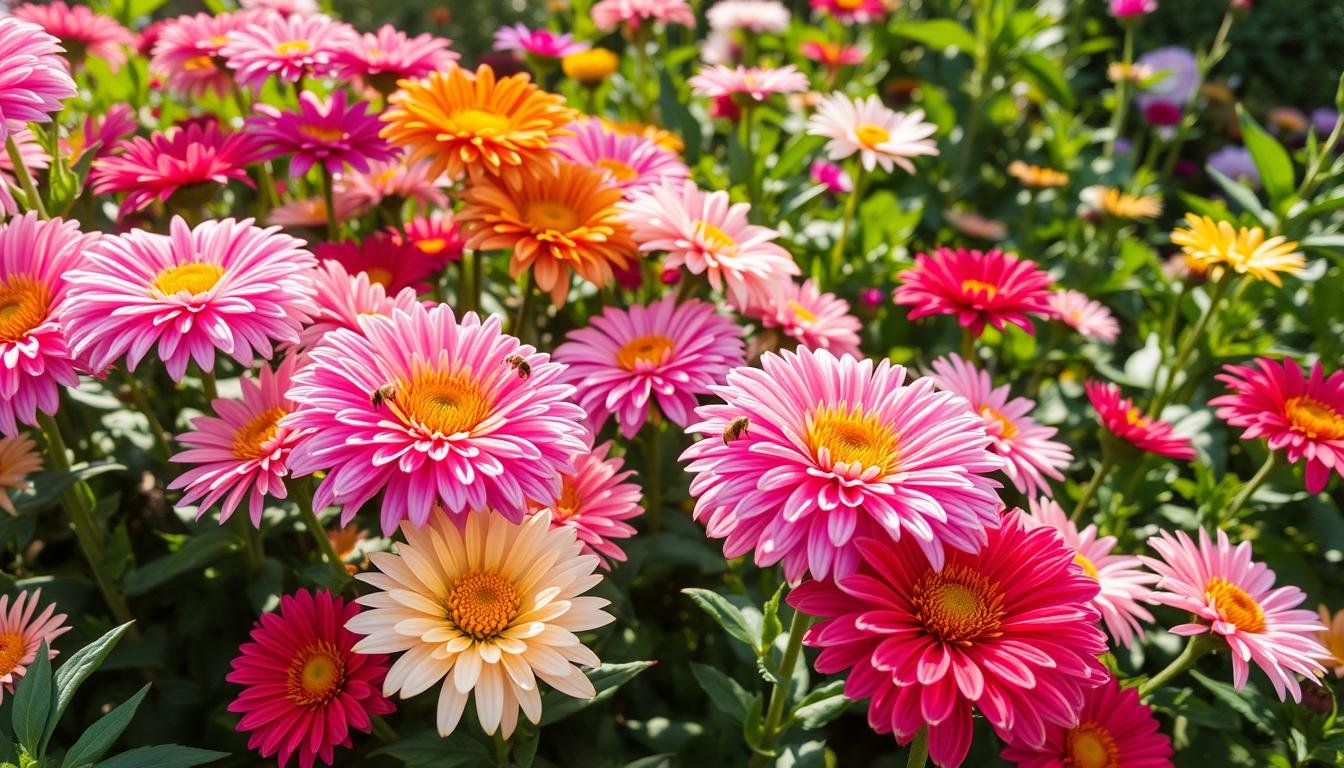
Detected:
[
  {"left": 1085, "top": 381, "right": 1195, "bottom": 460},
  {"left": 1109, "top": 0, "right": 1158, "bottom": 17},
  {"left": 809, "top": 160, "right": 853, "bottom": 194},
  {"left": 1000, "top": 678, "right": 1174, "bottom": 768},
  {"left": 328, "top": 25, "right": 457, "bottom": 93},
  {"left": 809, "top": 0, "right": 889, "bottom": 24},
  {"left": 333, "top": 158, "right": 449, "bottom": 215},
  {"left": 150, "top": 10, "right": 268, "bottom": 98},
  {"left": 1081, "top": 185, "right": 1163, "bottom": 220},
  {"left": 800, "top": 41, "right": 864, "bottom": 73},
  {"left": 706, "top": 0, "right": 792, "bottom": 33},
  {"left": 0, "top": 589, "right": 69, "bottom": 703},
  {"left": 1007, "top": 160, "right": 1068, "bottom": 188},
  {"left": 269, "top": 196, "right": 360, "bottom": 229},
  {"left": 0, "top": 434, "right": 42, "bottom": 515},
  {"left": 592, "top": 0, "right": 696, "bottom": 31},
  {"left": 1171, "top": 214, "right": 1305, "bottom": 286},
  {"left": 392, "top": 213, "right": 465, "bottom": 265},
  {"left": 494, "top": 24, "right": 588, "bottom": 59},
  {"left": 743, "top": 279, "right": 862, "bottom": 358},
  {"left": 529, "top": 441, "right": 643, "bottom": 566},
  {"left": 64, "top": 104, "right": 137, "bottom": 163},
  {"left": 1318, "top": 605, "right": 1344, "bottom": 678},
  {"left": 249, "top": 89, "right": 398, "bottom": 177},
  {"left": 553, "top": 119, "right": 689, "bottom": 197},
  {"left": 562, "top": 48, "right": 619, "bottom": 85},
  {"left": 808, "top": 93, "right": 938, "bottom": 173},
  {"left": 894, "top": 247, "right": 1054, "bottom": 337},
  {"left": 314, "top": 232, "right": 440, "bottom": 295},
  {"left": 12, "top": 1, "right": 134, "bottom": 72},
  {"left": 222, "top": 13, "right": 357, "bottom": 92},
  {"left": 1047, "top": 289, "right": 1120, "bottom": 343},
  {"left": 1136, "top": 46, "right": 1199, "bottom": 111},
  {"left": 0, "top": 18, "right": 77, "bottom": 143},
  {"left": 1207, "top": 145, "right": 1260, "bottom": 188},
  {"left": 297, "top": 260, "right": 421, "bottom": 351},
  {"left": 601, "top": 119, "right": 684, "bottom": 153},
  {"left": 689, "top": 64, "right": 809, "bottom": 102}
]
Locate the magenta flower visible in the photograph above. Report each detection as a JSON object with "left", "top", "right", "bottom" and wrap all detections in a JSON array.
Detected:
[
  {"left": 12, "top": 1, "right": 135, "bottom": 72},
  {"left": 809, "top": 160, "right": 853, "bottom": 195},
  {"left": 64, "top": 103, "right": 137, "bottom": 162},
  {"left": 894, "top": 247, "right": 1054, "bottom": 337},
  {"left": 327, "top": 25, "right": 458, "bottom": 93},
  {"left": 1086, "top": 381, "right": 1196, "bottom": 460},
  {"left": 314, "top": 231, "right": 440, "bottom": 294},
  {"left": 554, "top": 119, "right": 689, "bottom": 197},
  {"left": 0, "top": 18, "right": 77, "bottom": 143},
  {"left": 1109, "top": 0, "right": 1158, "bottom": 17},
  {"left": 494, "top": 24, "right": 588, "bottom": 59},
  {"left": 221, "top": 13, "right": 357, "bottom": 92},
  {"left": 809, "top": 0, "right": 888, "bottom": 24},
  {"left": 1000, "top": 678, "right": 1173, "bottom": 767},
  {"left": 529, "top": 440, "right": 643, "bottom": 567},
  {"left": 296, "top": 260, "right": 421, "bottom": 352},
  {"left": 249, "top": 90, "right": 397, "bottom": 177}
]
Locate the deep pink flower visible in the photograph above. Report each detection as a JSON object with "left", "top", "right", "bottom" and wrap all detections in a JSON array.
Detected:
[
  {"left": 1143, "top": 100, "right": 1183, "bottom": 127},
  {"left": 800, "top": 40, "right": 864, "bottom": 74},
  {"left": 0, "top": 18, "right": 77, "bottom": 143},
  {"left": 327, "top": 25, "right": 458, "bottom": 93},
  {"left": 314, "top": 232, "right": 439, "bottom": 294},
  {"left": 222, "top": 13, "right": 357, "bottom": 92},
  {"left": 1109, "top": 0, "right": 1158, "bottom": 17},
  {"left": 63, "top": 103, "right": 137, "bottom": 162},
  {"left": 12, "top": 1, "right": 135, "bottom": 72},
  {"left": 809, "top": 0, "right": 888, "bottom": 24},
  {"left": 894, "top": 247, "right": 1054, "bottom": 337},
  {"left": 528, "top": 440, "right": 643, "bottom": 567},
  {"left": 1000, "top": 678, "right": 1174, "bottom": 767},
  {"left": 743, "top": 279, "right": 862, "bottom": 358},
  {"left": 494, "top": 24, "right": 588, "bottom": 59},
  {"left": 296, "top": 260, "right": 421, "bottom": 351},
  {"left": 150, "top": 10, "right": 269, "bottom": 98},
  {"left": 1085, "top": 381, "right": 1196, "bottom": 460},
  {"left": 390, "top": 213, "right": 465, "bottom": 265},
  {"left": 592, "top": 0, "right": 696, "bottom": 31},
  {"left": 249, "top": 89, "right": 398, "bottom": 177},
  {"left": 0, "top": 589, "right": 70, "bottom": 703},
  {"left": 809, "top": 160, "right": 853, "bottom": 195},
  {"left": 554, "top": 119, "right": 689, "bottom": 197}
]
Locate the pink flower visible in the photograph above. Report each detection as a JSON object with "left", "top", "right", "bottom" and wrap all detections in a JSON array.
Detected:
[
  {"left": 623, "top": 180, "right": 799, "bottom": 308},
  {"left": 789, "top": 510, "right": 1108, "bottom": 767},
  {"left": 64, "top": 103, "right": 137, "bottom": 162},
  {"left": 807, "top": 93, "right": 938, "bottom": 173},
  {"left": 268, "top": 196, "right": 359, "bottom": 229},
  {"left": 1085, "top": 381, "right": 1196, "bottom": 460},
  {"left": 333, "top": 157, "right": 449, "bottom": 215},
  {"left": 1047, "top": 289, "right": 1120, "bottom": 343},
  {"left": 0, "top": 433, "right": 42, "bottom": 515},
  {"left": 0, "top": 214, "right": 98, "bottom": 437},
  {"left": 1211, "top": 357, "right": 1344, "bottom": 494},
  {"left": 327, "top": 25, "right": 458, "bottom": 93},
  {"left": 529, "top": 440, "right": 643, "bottom": 566},
  {"left": 494, "top": 24, "right": 588, "bottom": 59},
  {"left": 800, "top": 41, "right": 864, "bottom": 74},
  {"left": 248, "top": 89, "right": 398, "bottom": 177},
  {"left": 228, "top": 590, "right": 394, "bottom": 768},
  {"left": 240, "top": 0, "right": 318, "bottom": 14},
  {"left": 706, "top": 0, "right": 792, "bottom": 33},
  {"left": 0, "top": 589, "right": 70, "bottom": 703},
  {"left": 1024, "top": 497, "right": 1157, "bottom": 649},
  {"left": 314, "top": 232, "right": 441, "bottom": 294},
  {"left": 283, "top": 304, "right": 588, "bottom": 534},
  {"left": 681, "top": 348, "right": 1003, "bottom": 582},
  {"left": 150, "top": 11, "right": 269, "bottom": 98},
  {"left": 390, "top": 213, "right": 465, "bottom": 265},
  {"left": 894, "top": 247, "right": 1054, "bottom": 337},
  {"left": 554, "top": 119, "right": 690, "bottom": 197},
  {"left": 222, "top": 13, "right": 357, "bottom": 93},
  {"left": 928, "top": 354, "right": 1072, "bottom": 496},
  {"left": 743, "top": 279, "right": 862, "bottom": 358},
  {"left": 592, "top": 0, "right": 696, "bottom": 31},
  {"left": 12, "top": 1, "right": 135, "bottom": 72},
  {"left": 554, "top": 296, "right": 745, "bottom": 439},
  {"left": 809, "top": 160, "right": 853, "bottom": 194},
  {"left": 809, "top": 0, "right": 889, "bottom": 24},
  {"left": 1109, "top": 0, "right": 1158, "bottom": 17},
  {"left": 64, "top": 216, "right": 317, "bottom": 381},
  {"left": 0, "top": 18, "right": 77, "bottom": 143},
  {"left": 688, "top": 64, "right": 809, "bottom": 102},
  {"left": 296, "top": 260, "right": 421, "bottom": 351},
  {"left": 1000, "top": 678, "right": 1174, "bottom": 767},
  {"left": 1141, "top": 527, "right": 1327, "bottom": 701}
]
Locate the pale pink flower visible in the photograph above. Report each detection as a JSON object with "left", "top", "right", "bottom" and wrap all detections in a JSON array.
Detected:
[
  {"left": 743, "top": 279, "right": 862, "bottom": 358},
  {"left": 592, "top": 0, "right": 696, "bottom": 31},
  {"left": 688, "top": 64, "right": 809, "bottom": 102},
  {"left": 1047, "top": 289, "right": 1121, "bottom": 343},
  {"left": 807, "top": 92, "right": 938, "bottom": 173}
]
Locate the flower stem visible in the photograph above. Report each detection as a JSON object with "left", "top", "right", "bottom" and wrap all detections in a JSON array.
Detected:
[
  {"left": 321, "top": 166, "right": 339, "bottom": 241},
  {"left": 293, "top": 480, "right": 351, "bottom": 587},
  {"left": 905, "top": 727, "right": 929, "bottom": 768},
  {"left": 959, "top": 325, "right": 976, "bottom": 362},
  {"left": 6, "top": 135, "right": 47, "bottom": 219},
  {"left": 1223, "top": 451, "right": 1276, "bottom": 522},
  {"left": 740, "top": 104, "right": 759, "bottom": 212},
  {"left": 370, "top": 715, "right": 399, "bottom": 742},
  {"left": 200, "top": 368, "right": 219, "bottom": 402},
  {"left": 491, "top": 730, "right": 512, "bottom": 765},
  {"left": 1071, "top": 452, "right": 1118, "bottom": 523},
  {"left": 119, "top": 370, "right": 171, "bottom": 462},
  {"left": 643, "top": 413, "right": 662, "bottom": 532},
  {"left": 825, "top": 164, "right": 864, "bottom": 289},
  {"left": 1148, "top": 271, "right": 1235, "bottom": 415},
  {"left": 1104, "top": 25, "right": 1134, "bottom": 160},
  {"left": 750, "top": 607, "right": 813, "bottom": 768},
  {"left": 1139, "top": 634, "right": 1217, "bottom": 699},
  {"left": 511, "top": 274, "right": 536, "bottom": 345}
]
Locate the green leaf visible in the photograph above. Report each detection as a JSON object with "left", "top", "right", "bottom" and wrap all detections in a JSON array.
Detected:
[
  {"left": 511, "top": 722, "right": 538, "bottom": 768},
  {"left": 888, "top": 20, "right": 977, "bottom": 53},
  {"left": 122, "top": 530, "right": 243, "bottom": 595},
  {"left": 1206, "top": 167, "right": 1272, "bottom": 226},
  {"left": 689, "top": 664, "right": 753, "bottom": 724},
  {"left": 12, "top": 641, "right": 53, "bottom": 752},
  {"left": 92, "top": 745, "right": 227, "bottom": 768},
  {"left": 1189, "top": 670, "right": 1274, "bottom": 735},
  {"left": 794, "top": 691, "right": 850, "bottom": 729},
  {"left": 369, "top": 731, "right": 490, "bottom": 767},
  {"left": 759, "top": 584, "right": 785, "bottom": 652},
  {"left": 1237, "top": 105, "right": 1296, "bottom": 208},
  {"left": 681, "top": 588, "right": 757, "bottom": 651},
  {"left": 657, "top": 68, "right": 700, "bottom": 165},
  {"left": 1016, "top": 53, "right": 1075, "bottom": 108},
  {"left": 539, "top": 661, "right": 655, "bottom": 725},
  {"left": 770, "top": 135, "right": 825, "bottom": 183},
  {"left": 61, "top": 684, "right": 149, "bottom": 768},
  {"left": 50, "top": 621, "right": 133, "bottom": 750}
]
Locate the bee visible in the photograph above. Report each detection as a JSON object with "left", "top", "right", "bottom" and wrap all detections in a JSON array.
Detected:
[
  {"left": 722, "top": 416, "right": 750, "bottom": 445},
  {"left": 505, "top": 355, "right": 531, "bottom": 380},
  {"left": 370, "top": 383, "right": 397, "bottom": 408}
]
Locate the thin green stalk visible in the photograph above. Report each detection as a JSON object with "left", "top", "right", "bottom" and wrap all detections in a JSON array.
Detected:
[
  {"left": 1071, "top": 453, "right": 1118, "bottom": 523},
  {"left": 294, "top": 480, "right": 351, "bottom": 587},
  {"left": 740, "top": 104, "right": 759, "bottom": 212},
  {"left": 1223, "top": 451, "right": 1276, "bottom": 522},
  {"left": 119, "top": 370, "right": 172, "bottom": 461},
  {"left": 749, "top": 608, "right": 813, "bottom": 768},
  {"left": 511, "top": 274, "right": 536, "bottom": 344},
  {"left": 1104, "top": 25, "right": 1135, "bottom": 160},
  {"left": 1139, "top": 635, "right": 1217, "bottom": 699},
  {"left": 1148, "top": 271, "right": 1235, "bottom": 415},
  {"left": 231, "top": 511, "right": 264, "bottom": 574},
  {"left": 959, "top": 326, "right": 976, "bottom": 362},
  {"left": 905, "top": 727, "right": 929, "bottom": 768},
  {"left": 232, "top": 84, "right": 281, "bottom": 212},
  {"left": 370, "top": 715, "right": 399, "bottom": 743},
  {"left": 825, "top": 164, "right": 864, "bottom": 289},
  {"left": 321, "top": 166, "right": 339, "bottom": 241},
  {"left": 471, "top": 248, "right": 484, "bottom": 313},
  {"left": 201, "top": 368, "right": 219, "bottom": 402},
  {"left": 491, "top": 731, "right": 512, "bottom": 765},
  {"left": 6, "top": 135, "right": 47, "bottom": 218},
  {"left": 643, "top": 415, "right": 662, "bottom": 532}
]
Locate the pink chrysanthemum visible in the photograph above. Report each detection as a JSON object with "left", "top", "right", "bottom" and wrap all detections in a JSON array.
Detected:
[
  {"left": 0, "top": 589, "right": 69, "bottom": 703},
  {"left": 333, "top": 158, "right": 449, "bottom": 215},
  {"left": 1085, "top": 381, "right": 1196, "bottom": 460},
  {"left": 807, "top": 93, "right": 938, "bottom": 173},
  {"left": 494, "top": 24, "right": 588, "bottom": 59},
  {"left": 296, "top": 260, "right": 421, "bottom": 351},
  {"left": 529, "top": 440, "right": 643, "bottom": 566},
  {"left": 809, "top": 0, "right": 889, "bottom": 23},
  {"left": 150, "top": 11, "right": 268, "bottom": 98},
  {"left": 789, "top": 510, "right": 1108, "bottom": 767},
  {"left": 623, "top": 180, "right": 799, "bottom": 308},
  {"left": 0, "top": 214, "right": 97, "bottom": 437},
  {"left": 12, "top": 1, "right": 135, "bottom": 72},
  {"left": 744, "top": 279, "right": 862, "bottom": 358},
  {"left": 91, "top": 121, "right": 263, "bottom": 218},
  {"left": 688, "top": 64, "right": 809, "bottom": 102},
  {"left": 249, "top": 89, "right": 398, "bottom": 177},
  {"left": 1210, "top": 357, "right": 1344, "bottom": 494},
  {"left": 0, "top": 433, "right": 43, "bottom": 515},
  {"left": 327, "top": 25, "right": 458, "bottom": 93},
  {"left": 894, "top": 247, "right": 1054, "bottom": 337},
  {"left": 809, "top": 159, "right": 853, "bottom": 194},
  {"left": 390, "top": 213, "right": 465, "bottom": 265},
  {"left": 283, "top": 303, "right": 588, "bottom": 534},
  {"left": 681, "top": 348, "right": 1004, "bottom": 582},
  {"left": 1140, "top": 527, "right": 1327, "bottom": 701},
  {"left": 63, "top": 103, "right": 137, "bottom": 163},
  {"left": 0, "top": 18, "right": 77, "bottom": 143},
  {"left": 554, "top": 119, "right": 689, "bottom": 197},
  {"left": 169, "top": 356, "right": 312, "bottom": 526},
  {"left": 1000, "top": 678, "right": 1174, "bottom": 768},
  {"left": 927, "top": 354, "right": 1072, "bottom": 496},
  {"left": 228, "top": 589, "right": 394, "bottom": 768},
  {"left": 1025, "top": 497, "right": 1157, "bottom": 649},
  {"left": 592, "top": 0, "right": 696, "bottom": 31},
  {"left": 222, "top": 13, "right": 357, "bottom": 93},
  {"left": 1047, "top": 289, "right": 1120, "bottom": 343},
  {"left": 240, "top": 0, "right": 318, "bottom": 14},
  {"left": 64, "top": 216, "right": 317, "bottom": 381},
  {"left": 314, "top": 232, "right": 440, "bottom": 294},
  {"left": 555, "top": 296, "right": 745, "bottom": 439}
]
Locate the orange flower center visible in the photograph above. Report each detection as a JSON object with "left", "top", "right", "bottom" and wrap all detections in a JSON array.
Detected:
[
  {"left": 835, "top": 0, "right": 865, "bottom": 8},
  {"left": 1074, "top": 553, "right": 1100, "bottom": 579},
  {"left": 232, "top": 406, "right": 287, "bottom": 460},
  {"left": 0, "top": 631, "right": 27, "bottom": 677},
  {"left": 363, "top": 267, "right": 394, "bottom": 288},
  {"left": 449, "top": 108, "right": 510, "bottom": 134},
  {"left": 285, "top": 641, "right": 345, "bottom": 707},
  {"left": 553, "top": 478, "right": 582, "bottom": 519},
  {"left": 183, "top": 55, "right": 216, "bottom": 72},
  {"left": 616, "top": 333, "right": 674, "bottom": 370},
  {"left": 208, "top": 35, "right": 230, "bottom": 47},
  {"left": 274, "top": 39, "right": 310, "bottom": 55},
  {"left": 415, "top": 237, "right": 447, "bottom": 255},
  {"left": 978, "top": 405, "right": 1019, "bottom": 440},
  {"left": 693, "top": 219, "right": 738, "bottom": 255},
  {"left": 0, "top": 275, "right": 52, "bottom": 343},
  {"left": 597, "top": 158, "right": 639, "bottom": 182},
  {"left": 299, "top": 124, "right": 348, "bottom": 143},
  {"left": 787, "top": 300, "right": 817, "bottom": 324},
  {"left": 1284, "top": 395, "right": 1344, "bottom": 441},
  {"left": 960, "top": 278, "right": 998, "bottom": 299},
  {"left": 444, "top": 571, "right": 521, "bottom": 640},
  {"left": 1065, "top": 722, "right": 1120, "bottom": 768},
  {"left": 153, "top": 263, "right": 224, "bottom": 297},
  {"left": 1205, "top": 576, "right": 1265, "bottom": 633},
  {"left": 805, "top": 405, "right": 898, "bottom": 472},
  {"left": 1123, "top": 407, "right": 1150, "bottom": 430},
  {"left": 395, "top": 370, "right": 490, "bottom": 437},
  {"left": 854, "top": 123, "right": 890, "bottom": 148},
  {"left": 912, "top": 564, "right": 1005, "bottom": 645},
  {"left": 526, "top": 201, "right": 581, "bottom": 234}
]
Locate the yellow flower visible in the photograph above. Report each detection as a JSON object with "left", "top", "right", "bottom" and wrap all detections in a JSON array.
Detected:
[
  {"left": 600, "top": 119, "right": 684, "bottom": 154},
  {"left": 1170, "top": 213, "right": 1305, "bottom": 287},
  {"left": 562, "top": 48, "right": 619, "bottom": 85},
  {"left": 1318, "top": 605, "right": 1344, "bottom": 677},
  {"left": 1008, "top": 161, "right": 1069, "bottom": 189},
  {"left": 1086, "top": 186, "right": 1162, "bottom": 220}
]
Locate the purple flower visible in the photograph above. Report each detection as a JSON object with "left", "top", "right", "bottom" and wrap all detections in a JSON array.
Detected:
[
  {"left": 1136, "top": 46, "right": 1199, "bottom": 113},
  {"left": 247, "top": 89, "right": 398, "bottom": 177},
  {"left": 1207, "top": 145, "right": 1261, "bottom": 188}
]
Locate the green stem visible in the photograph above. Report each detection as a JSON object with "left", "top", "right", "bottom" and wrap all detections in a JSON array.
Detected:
[
  {"left": 6, "top": 135, "right": 47, "bottom": 218},
  {"left": 119, "top": 370, "right": 172, "bottom": 461},
  {"left": 511, "top": 274, "right": 536, "bottom": 344},
  {"left": 1139, "top": 635, "right": 1217, "bottom": 699},
  {"left": 905, "top": 727, "right": 929, "bottom": 768},
  {"left": 491, "top": 730, "right": 511, "bottom": 765},
  {"left": 471, "top": 248, "right": 483, "bottom": 313},
  {"left": 200, "top": 368, "right": 219, "bottom": 402},
  {"left": 750, "top": 608, "right": 813, "bottom": 768},
  {"left": 1223, "top": 451, "right": 1276, "bottom": 521},
  {"left": 1104, "top": 25, "right": 1134, "bottom": 160},
  {"left": 740, "top": 104, "right": 759, "bottom": 212},
  {"left": 643, "top": 414, "right": 662, "bottom": 532},
  {"left": 321, "top": 166, "right": 339, "bottom": 241},
  {"left": 959, "top": 325, "right": 976, "bottom": 362},
  {"left": 231, "top": 511, "right": 263, "bottom": 574},
  {"left": 1071, "top": 453, "right": 1118, "bottom": 523},
  {"left": 1148, "top": 271, "right": 1235, "bottom": 415},
  {"left": 825, "top": 164, "right": 864, "bottom": 289},
  {"left": 370, "top": 715, "right": 399, "bottom": 742},
  {"left": 294, "top": 481, "right": 352, "bottom": 587}
]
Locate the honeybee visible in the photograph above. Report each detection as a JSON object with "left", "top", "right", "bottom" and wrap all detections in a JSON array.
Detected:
[
  {"left": 505, "top": 355, "right": 531, "bottom": 379},
  {"left": 722, "top": 416, "right": 750, "bottom": 445},
  {"left": 370, "top": 383, "right": 397, "bottom": 408}
]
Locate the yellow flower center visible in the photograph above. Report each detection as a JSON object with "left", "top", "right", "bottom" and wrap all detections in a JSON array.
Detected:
[
  {"left": 1284, "top": 395, "right": 1344, "bottom": 441},
  {"left": 153, "top": 263, "right": 224, "bottom": 297},
  {"left": 1123, "top": 406, "right": 1150, "bottom": 430},
  {"left": 693, "top": 219, "right": 738, "bottom": 255},
  {"left": 208, "top": 35, "right": 230, "bottom": 47},
  {"left": 911, "top": 564, "right": 1005, "bottom": 646},
  {"left": 444, "top": 571, "right": 521, "bottom": 641},
  {"left": 526, "top": 201, "right": 581, "bottom": 234},
  {"left": 373, "top": 167, "right": 399, "bottom": 186},
  {"left": 1074, "top": 553, "right": 1100, "bottom": 579},
  {"left": 978, "top": 405, "right": 1019, "bottom": 440},
  {"left": 232, "top": 406, "right": 287, "bottom": 460},
  {"left": 0, "top": 631, "right": 27, "bottom": 677},
  {"left": 183, "top": 55, "right": 216, "bottom": 72},
  {"left": 1205, "top": 576, "right": 1265, "bottom": 633},
  {"left": 835, "top": 0, "right": 865, "bottom": 10},
  {"left": 415, "top": 237, "right": 447, "bottom": 255},
  {"left": 395, "top": 370, "right": 490, "bottom": 437},
  {"left": 299, "top": 124, "right": 348, "bottom": 143},
  {"left": 597, "top": 158, "right": 639, "bottom": 182},
  {"left": 787, "top": 300, "right": 816, "bottom": 324},
  {"left": 1065, "top": 722, "right": 1120, "bottom": 768},
  {"left": 363, "top": 267, "right": 394, "bottom": 288},
  {"left": 449, "top": 108, "right": 510, "bottom": 134},
  {"left": 616, "top": 334, "right": 674, "bottom": 370},
  {"left": 805, "top": 405, "right": 899, "bottom": 472},
  {"left": 0, "top": 275, "right": 52, "bottom": 343},
  {"left": 553, "top": 478, "right": 582, "bottom": 519},
  {"left": 854, "top": 123, "right": 890, "bottom": 148},
  {"left": 960, "top": 278, "right": 998, "bottom": 299},
  {"left": 285, "top": 642, "right": 345, "bottom": 706},
  {"left": 274, "top": 39, "right": 310, "bottom": 55}
]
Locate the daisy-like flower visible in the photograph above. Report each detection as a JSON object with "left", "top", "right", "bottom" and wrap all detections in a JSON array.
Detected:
[
  {"left": 392, "top": 213, "right": 465, "bottom": 264},
  {"left": 63, "top": 104, "right": 137, "bottom": 163},
  {"left": 333, "top": 158, "right": 449, "bottom": 216},
  {"left": 0, "top": 589, "right": 69, "bottom": 704},
  {"left": 457, "top": 162, "right": 636, "bottom": 307},
  {"left": 1211, "top": 357, "right": 1344, "bottom": 494},
  {"left": 494, "top": 24, "right": 588, "bottom": 59},
  {"left": 682, "top": 348, "right": 1003, "bottom": 582},
  {"left": 314, "top": 232, "right": 439, "bottom": 295},
  {"left": 346, "top": 510, "right": 614, "bottom": 737},
  {"left": 1141, "top": 527, "right": 1327, "bottom": 701},
  {"left": 0, "top": 434, "right": 42, "bottom": 515},
  {"left": 0, "top": 18, "right": 77, "bottom": 143},
  {"left": 169, "top": 356, "right": 312, "bottom": 527},
  {"left": 1085, "top": 381, "right": 1195, "bottom": 460},
  {"left": 297, "top": 260, "right": 421, "bottom": 351},
  {"left": 553, "top": 119, "right": 689, "bottom": 197},
  {"left": 249, "top": 90, "right": 397, "bottom": 178},
  {"left": 241, "top": 0, "right": 319, "bottom": 13},
  {"left": 150, "top": 11, "right": 267, "bottom": 98},
  {"left": 555, "top": 296, "right": 744, "bottom": 438},
  {"left": 1047, "top": 289, "right": 1120, "bottom": 343},
  {"left": 688, "top": 64, "right": 809, "bottom": 102},
  {"left": 529, "top": 441, "right": 643, "bottom": 567},
  {"left": 1170, "top": 214, "right": 1306, "bottom": 287},
  {"left": 222, "top": 13, "right": 357, "bottom": 93},
  {"left": 91, "top": 121, "right": 263, "bottom": 218},
  {"left": 810, "top": 160, "right": 853, "bottom": 195},
  {"left": 706, "top": 0, "right": 792, "bottom": 33},
  {"left": 809, "top": 0, "right": 889, "bottom": 23},
  {"left": 327, "top": 25, "right": 458, "bottom": 94},
  {"left": 592, "top": 0, "right": 696, "bottom": 32},
  {"left": 808, "top": 93, "right": 937, "bottom": 173},
  {"left": 800, "top": 41, "right": 864, "bottom": 76},
  {"left": 1081, "top": 185, "right": 1163, "bottom": 220},
  {"left": 1007, "top": 160, "right": 1069, "bottom": 188},
  {"left": 380, "top": 65, "right": 576, "bottom": 188},
  {"left": 744, "top": 279, "right": 862, "bottom": 358},
  {"left": 894, "top": 247, "right": 1054, "bottom": 338},
  {"left": 1025, "top": 497, "right": 1157, "bottom": 648},
  {"left": 1000, "top": 678, "right": 1174, "bottom": 768},
  {"left": 12, "top": 1, "right": 134, "bottom": 72},
  {"left": 623, "top": 180, "right": 800, "bottom": 309},
  {"left": 928, "top": 354, "right": 1072, "bottom": 496},
  {"left": 789, "top": 510, "right": 1108, "bottom": 767},
  {"left": 0, "top": 214, "right": 97, "bottom": 437},
  {"left": 228, "top": 590, "right": 394, "bottom": 768},
  {"left": 64, "top": 216, "right": 317, "bottom": 381},
  {"left": 1318, "top": 605, "right": 1344, "bottom": 677},
  {"left": 284, "top": 304, "right": 587, "bottom": 533}
]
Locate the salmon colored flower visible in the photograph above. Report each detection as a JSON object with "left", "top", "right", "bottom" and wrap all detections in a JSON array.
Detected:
[
  {"left": 0, "top": 589, "right": 69, "bottom": 704},
  {"left": 0, "top": 434, "right": 42, "bottom": 515}
]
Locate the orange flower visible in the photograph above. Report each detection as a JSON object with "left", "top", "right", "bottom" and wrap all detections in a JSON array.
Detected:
[
  {"left": 380, "top": 64, "right": 576, "bottom": 187},
  {"left": 600, "top": 118, "right": 684, "bottom": 153},
  {"left": 458, "top": 162, "right": 635, "bottom": 306}
]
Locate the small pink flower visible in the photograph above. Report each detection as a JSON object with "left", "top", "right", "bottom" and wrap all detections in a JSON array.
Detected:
[
  {"left": 528, "top": 441, "right": 643, "bottom": 567},
  {"left": 391, "top": 213, "right": 465, "bottom": 265},
  {"left": 554, "top": 119, "right": 689, "bottom": 197},
  {"left": 1109, "top": 0, "right": 1158, "bottom": 17},
  {"left": 894, "top": 247, "right": 1054, "bottom": 337},
  {"left": 592, "top": 0, "right": 696, "bottom": 31},
  {"left": 327, "top": 25, "right": 458, "bottom": 93},
  {"left": 222, "top": 13, "right": 357, "bottom": 93},
  {"left": 810, "top": 160, "right": 853, "bottom": 194},
  {"left": 809, "top": 0, "right": 889, "bottom": 24},
  {"left": 706, "top": 0, "right": 792, "bottom": 33},
  {"left": 150, "top": 10, "right": 269, "bottom": 98},
  {"left": 248, "top": 89, "right": 398, "bottom": 177},
  {"left": 1047, "top": 289, "right": 1120, "bottom": 343},
  {"left": 1000, "top": 678, "right": 1173, "bottom": 767},
  {"left": 296, "top": 260, "right": 421, "bottom": 352},
  {"left": 314, "top": 232, "right": 441, "bottom": 294},
  {"left": 0, "top": 433, "right": 42, "bottom": 515},
  {"left": 0, "top": 18, "right": 77, "bottom": 143},
  {"left": 743, "top": 279, "right": 862, "bottom": 358},
  {"left": 12, "top": 1, "right": 135, "bottom": 72},
  {"left": 64, "top": 104, "right": 137, "bottom": 162},
  {"left": 333, "top": 157, "right": 449, "bottom": 215},
  {"left": 1086, "top": 381, "right": 1196, "bottom": 460},
  {"left": 688, "top": 64, "right": 809, "bottom": 102},
  {"left": 800, "top": 40, "right": 864, "bottom": 74},
  {"left": 494, "top": 24, "right": 588, "bottom": 59},
  {"left": 0, "top": 589, "right": 70, "bottom": 703}
]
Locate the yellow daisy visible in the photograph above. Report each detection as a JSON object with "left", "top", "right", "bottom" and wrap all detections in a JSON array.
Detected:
[{"left": 1170, "top": 213, "right": 1305, "bottom": 286}]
